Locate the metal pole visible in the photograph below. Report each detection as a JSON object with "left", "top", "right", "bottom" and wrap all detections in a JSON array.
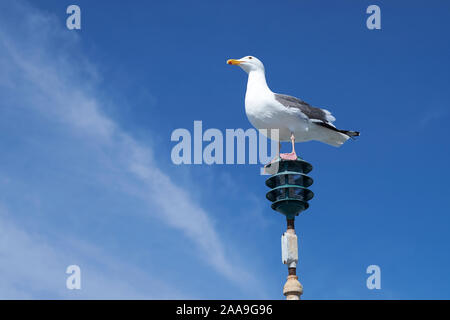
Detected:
[{"left": 282, "top": 218, "right": 303, "bottom": 300}]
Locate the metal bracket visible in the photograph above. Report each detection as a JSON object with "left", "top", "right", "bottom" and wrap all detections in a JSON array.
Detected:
[{"left": 281, "top": 231, "right": 298, "bottom": 268}]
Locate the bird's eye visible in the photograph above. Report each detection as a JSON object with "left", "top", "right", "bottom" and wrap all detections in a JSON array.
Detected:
[{"left": 248, "top": 56, "right": 253, "bottom": 59}]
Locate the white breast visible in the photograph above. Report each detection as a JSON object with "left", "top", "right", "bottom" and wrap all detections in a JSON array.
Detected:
[{"left": 243, "top": 71, "right": 310, "bottom": 141}]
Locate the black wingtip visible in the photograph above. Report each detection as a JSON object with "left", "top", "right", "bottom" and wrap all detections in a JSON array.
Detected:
[
  {"left": 341, "top": 130, "right": 359, "bottom": 137},
  {"left": 343, "top": 130, "right": 360, "bottom": 139}
]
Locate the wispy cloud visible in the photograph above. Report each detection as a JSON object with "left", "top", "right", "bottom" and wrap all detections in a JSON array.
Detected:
[
  {"left": 0, "top": 204, "right": 184, "bottom": 299},
  {"left": 0, "top": 0, "right": 258, "bottom": 297}
]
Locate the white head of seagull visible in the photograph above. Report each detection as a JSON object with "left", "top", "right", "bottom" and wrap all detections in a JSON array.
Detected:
[
  {"left": 227, "top": 55, "right": 272, "bottom": 100},
  {"left": 227, "top": 56, "right": 265, "bottom": 74}
]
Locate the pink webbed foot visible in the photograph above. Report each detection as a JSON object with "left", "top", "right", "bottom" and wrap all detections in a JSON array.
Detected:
[{"left": 279, "top": 152, "right": 298, "bottom": 161}]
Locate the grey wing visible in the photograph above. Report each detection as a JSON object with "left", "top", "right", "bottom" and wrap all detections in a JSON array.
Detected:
[{"left": 274, "top": 93, "right": 336, "bottom": 125}]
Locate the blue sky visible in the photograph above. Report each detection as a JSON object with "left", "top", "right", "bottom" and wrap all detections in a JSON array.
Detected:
[{"left": 0, "top": 0, "right": 449, "bottom": 299}]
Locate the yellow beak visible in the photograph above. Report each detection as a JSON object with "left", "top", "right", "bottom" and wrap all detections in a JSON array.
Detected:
[{"left": 227, "top": 59, "right": 241, "bottom": 65}]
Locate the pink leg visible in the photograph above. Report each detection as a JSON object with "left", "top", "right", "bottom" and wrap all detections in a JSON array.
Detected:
[{"left": 280, "top": 133, "right": 297, "bottom": 160}]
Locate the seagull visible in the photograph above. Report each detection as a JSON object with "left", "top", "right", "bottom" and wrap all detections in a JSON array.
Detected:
[{"left": 227, "top": 56, "right": 359, "bottom": 160}]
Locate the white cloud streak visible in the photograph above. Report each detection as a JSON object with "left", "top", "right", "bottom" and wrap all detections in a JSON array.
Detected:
[
  {"left": 0, "top": 0, "right": 256, "bottom": 297},
  {"left": 0, "top": 205, "right": 183, "bottom": 299}
]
